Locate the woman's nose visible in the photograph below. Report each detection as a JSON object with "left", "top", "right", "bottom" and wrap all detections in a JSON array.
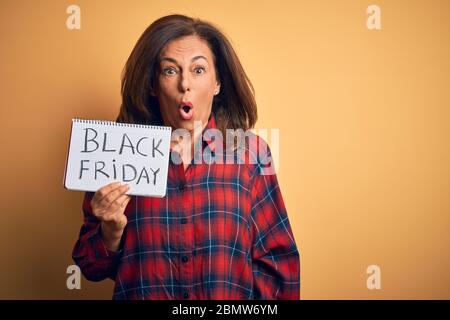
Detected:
[{"left": 179, "top": 71, "right": 191, "bottom": 92}]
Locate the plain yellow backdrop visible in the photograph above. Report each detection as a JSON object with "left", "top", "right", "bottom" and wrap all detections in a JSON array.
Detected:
[{"left": 0, "top": 0, "right": 449, "bottom": 299}]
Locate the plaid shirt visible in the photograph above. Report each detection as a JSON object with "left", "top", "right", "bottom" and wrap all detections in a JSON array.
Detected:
[{"left": 72, "top": 114, "right": 300, "bottom": 300}]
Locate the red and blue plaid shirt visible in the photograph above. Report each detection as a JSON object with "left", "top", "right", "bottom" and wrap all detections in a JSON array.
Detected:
[{"left": 72, "top": 114, "right": 300, "bottom": 299}]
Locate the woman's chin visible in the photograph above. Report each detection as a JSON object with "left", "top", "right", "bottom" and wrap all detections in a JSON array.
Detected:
[{"left": 164, "top": 115, "right": 207, "bottom": 133}]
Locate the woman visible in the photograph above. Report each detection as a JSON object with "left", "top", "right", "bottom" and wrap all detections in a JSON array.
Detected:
[{"left": 72, "top": 14, "right": 300, "bottom": 300}]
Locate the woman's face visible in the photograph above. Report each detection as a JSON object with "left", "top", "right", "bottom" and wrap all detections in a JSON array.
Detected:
[{"left": 153, "top": 35, "right": 221, "bottom": 132}]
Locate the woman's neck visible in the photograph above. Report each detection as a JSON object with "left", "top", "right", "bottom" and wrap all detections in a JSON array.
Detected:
[{"left": 170, "top": 125, "right": 204, "bottom": 170}]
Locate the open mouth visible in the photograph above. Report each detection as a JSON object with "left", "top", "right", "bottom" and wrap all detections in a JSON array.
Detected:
[
  {"left": 179, "top": 101, "right": 194, "bottom": 120},
  {"left": 182, "top": 105, "right": 191, "bottom": 113}
]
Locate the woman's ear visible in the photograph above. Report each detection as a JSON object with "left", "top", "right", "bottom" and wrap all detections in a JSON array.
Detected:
[{"left": 214, "top": 83, "right": 221, "bottom": 95}]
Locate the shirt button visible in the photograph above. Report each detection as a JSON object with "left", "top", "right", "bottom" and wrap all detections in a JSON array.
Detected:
[
  {"left": 180, "top": 218, "right": 188, "bottom": 224},
  {"left": 183, "top": 292, "right": 189, "bottom": 299},
  {"left": 181, "top": 256, "right": 189, "bottom": 263},
  {"left": 178, "top": 184, "right": 185, "bottom": 191}
]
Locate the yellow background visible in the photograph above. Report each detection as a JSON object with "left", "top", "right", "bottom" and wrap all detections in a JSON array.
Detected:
[{"left": 0, "top": 0, "right": 449, "bottom": 299}]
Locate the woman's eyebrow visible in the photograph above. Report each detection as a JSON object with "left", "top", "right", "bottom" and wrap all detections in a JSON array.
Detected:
[
  {"left": 160, "top": 55, "right": 208, "bottom": 64},
  {"left": 192, "top": 55, "right": 208, "bottom": 63}
]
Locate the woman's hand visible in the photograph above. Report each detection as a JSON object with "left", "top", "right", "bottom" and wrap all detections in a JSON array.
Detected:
[{"left": 91, "top": 182, "right": 131, "bottom": 251}]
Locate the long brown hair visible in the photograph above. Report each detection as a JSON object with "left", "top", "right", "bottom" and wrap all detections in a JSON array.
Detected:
[{"left": 116, "top": 14, "right": 257, "bottom": 136}]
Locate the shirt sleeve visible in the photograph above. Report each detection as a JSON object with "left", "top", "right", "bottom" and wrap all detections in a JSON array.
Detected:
[
  {"left": 249, "top": 140, "right": 301, "bottom": 300},
  {"left": 72, "top": 191, "right": 123, "bottom": 282}
]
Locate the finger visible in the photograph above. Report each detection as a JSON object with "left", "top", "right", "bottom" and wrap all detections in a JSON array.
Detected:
[
  {"left": 100, "top": 184, "right": 130, "bottom": 207},
  {"left": 103, "top": 199, "right": 131, "bottom": 221},
  {"left": 104, "top": 195, "right": 131, "bottom": 217},
  {"left": 92, "top": 181, "right": 123, "bottom": 204},
  {"left": 101, "top": 184, "right": 129, "bottom": 209},
  {"left": 120, "top": 195, "right": 132, "bottom": 207},
  {"left": 95, "top": 194, "right": 130, "bottom": 220},
  {"left": 99, "top": 182, "right": 127, "bottom": 204}
]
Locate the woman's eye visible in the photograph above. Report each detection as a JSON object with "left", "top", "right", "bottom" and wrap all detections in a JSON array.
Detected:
[
  {"left": 195, "top": 67, "right": 205, "bottom": 75},
  {"left": 163, "top": 68, "right": 176, "bottom": 75}
]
